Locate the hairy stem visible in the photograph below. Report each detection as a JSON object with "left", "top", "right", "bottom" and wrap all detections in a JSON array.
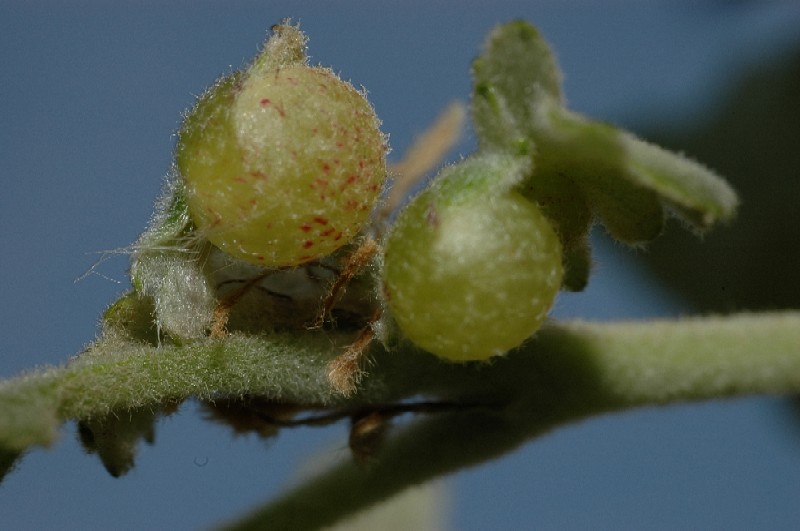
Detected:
[
  {"left": 222, "top": 311, "right": 800, "bottom": 530},
  {"left": 1, "top": 313, "right": 799, "bottom": 457}
]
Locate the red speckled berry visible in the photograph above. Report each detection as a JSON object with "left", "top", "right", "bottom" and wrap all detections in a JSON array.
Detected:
[{"left": 177, "top": 62, "right": 386, "bottom": 267}]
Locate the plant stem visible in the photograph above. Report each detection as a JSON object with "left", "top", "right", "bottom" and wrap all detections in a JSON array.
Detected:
[
  {"left": 1, "top": 312, "right": 799, "bottom": 474},
  {"left": 221, "top": 311, "right": 800, "bottom": 530}
]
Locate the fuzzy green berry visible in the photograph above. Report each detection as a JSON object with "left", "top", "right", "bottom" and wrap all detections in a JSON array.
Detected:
[
  {"left": 382, "top": 155, "right": 563, "bottom": 361},
  {"left": 176, "top": 31, "right": 386, "bottom": 267}
]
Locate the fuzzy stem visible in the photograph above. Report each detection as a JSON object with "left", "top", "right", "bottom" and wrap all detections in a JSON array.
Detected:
[
  {"left": 222, "top": 311, "right": 800, "bottom": 530},
  {"left": 1, "top": 313, "right": 799, "bottom": 456}
]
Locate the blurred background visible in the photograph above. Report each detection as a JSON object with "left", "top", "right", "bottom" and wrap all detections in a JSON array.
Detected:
[{"left": 1, "top": 1, "right": 799, "bottom": 529}]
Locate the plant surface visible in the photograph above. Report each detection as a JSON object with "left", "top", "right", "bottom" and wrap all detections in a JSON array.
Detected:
[{"left": 1, "top": 19, "right": 797, "bottom": 530}]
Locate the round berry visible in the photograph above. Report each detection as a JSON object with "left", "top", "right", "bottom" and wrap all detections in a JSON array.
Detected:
[
  {"left": 382, "top": 165, "right": 563, "bottom": 361},
  {"left": 177, "top": 64, "right": 386, "bottom": 267}
]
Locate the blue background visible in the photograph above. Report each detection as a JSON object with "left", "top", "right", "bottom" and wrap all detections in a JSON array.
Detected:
[{"left": 2, "top": 2, "right": 800, "bottom": 529}]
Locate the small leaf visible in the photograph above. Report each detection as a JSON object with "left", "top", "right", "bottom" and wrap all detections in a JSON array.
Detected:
[
  {"left": 561, "top": 239, "right": 592, "bottom": 292},
  {"left": 103, "top": 292, "right": 159, "bottom": 345},
  {"left": 620, "top": 131, "right": 739, "bottom": 229},
  {"left": 519, "top": 170, "right": 590, "bottom": 248},
  {"left": 78, "top": 404, "right": 178, "bottom": 477},
  {"left": 0, "top": 377, "right": 60, "bottom": 451},
  {"left": 541, "top": 106, "right": 738, "bottom": 237},
  {"left": 472, "top": 20, "right": 562, "bottom": 152},
  {"left": 519, "top": 169, "right": 593, "bottom": 290},
  {"left": 471, "top": 19, "right": 737, "bottom": 263},
  {"left": 582, "top": 174, "right": 665, "bottom": 244},
  {"left": 0, "top": 449, "right": 22, "bottom": 482}
]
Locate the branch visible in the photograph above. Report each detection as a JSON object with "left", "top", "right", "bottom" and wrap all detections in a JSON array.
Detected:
[
  {"left": 222, "top": 311, "right": 800, "bottom": 530},
  {"left": 1, "top": 313, "right": 798, "bottom": 451}
]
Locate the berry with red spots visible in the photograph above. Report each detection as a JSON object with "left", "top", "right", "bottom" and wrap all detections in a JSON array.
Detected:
[{"left": 176, "top": 25, "right": 386, "bottom": 267}]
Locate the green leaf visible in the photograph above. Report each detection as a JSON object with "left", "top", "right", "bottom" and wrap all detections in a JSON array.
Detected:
[
  {"left": 103, "top": 292, "right": 160, "bottom": 345},
  {"left": 516, "top": 167, "right": 592, "bottom": 290},
  {"left": 472, "top": 20, "right": 563, "bottom": 152},
  {"left": 541, "top": 106, "right": 738, "bottom": 236},
  {"left": 78, "top": 405, "right": 172, "bottom": 477},
  {"left": 619, "top": 130, "right": 740, "bottom": 229},
  {"left": 0, "top": 449, "right": 22, "bottom": 482},
  {"left": 561, "top": 239, "right": 592, "bottom": 292},
  {"left": 470, "top": 19, "right": 738, "bottom": 265}
]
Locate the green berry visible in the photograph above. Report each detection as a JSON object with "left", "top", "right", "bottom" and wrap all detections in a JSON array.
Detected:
[
  {"left": 382, "top": 156, "right": 563, "bottom": 361},
  {"left": 177, "top": 46, "right": 386, "bottom": 267}
]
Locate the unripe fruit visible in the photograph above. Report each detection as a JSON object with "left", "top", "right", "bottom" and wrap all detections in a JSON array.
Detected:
[
  {"left": 382, "top": 158, "right": 563, "bottom": 361},
  {"left": 177, "top": 61, "right": 386, "bottom": 267}
]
